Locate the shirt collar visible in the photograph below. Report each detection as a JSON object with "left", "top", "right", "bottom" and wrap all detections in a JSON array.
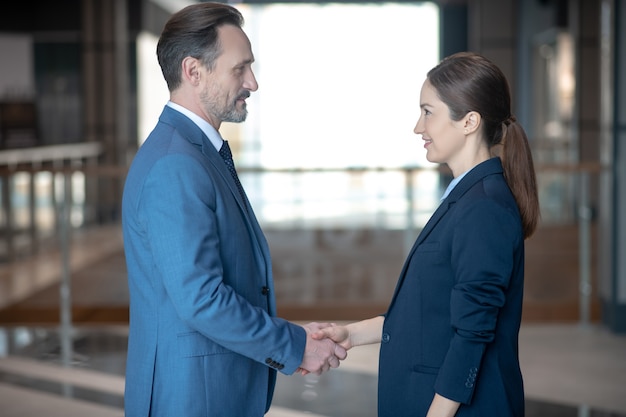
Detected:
[
  {"left": 166, "top": 101, "right": 223, "bottom": 151},
  {"left": 441, "top": 169, "right": 470, "bottom": 201}
]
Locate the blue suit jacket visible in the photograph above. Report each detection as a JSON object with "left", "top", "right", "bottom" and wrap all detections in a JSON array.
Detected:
[
  {"left": 378, "top": 158, "right": 525, "bottom": 417},
  {"left": 122, "top": 106, "right": 305, "bottom": 417}
]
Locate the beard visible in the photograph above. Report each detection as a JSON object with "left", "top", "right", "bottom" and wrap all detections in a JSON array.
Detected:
[{"left": 201, "top": 87, "right": 250, "bottom": 124}]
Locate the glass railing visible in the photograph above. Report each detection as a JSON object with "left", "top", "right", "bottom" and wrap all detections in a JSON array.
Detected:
[{"left": 0, "top": 153, "right": 606, "bottom": 324}]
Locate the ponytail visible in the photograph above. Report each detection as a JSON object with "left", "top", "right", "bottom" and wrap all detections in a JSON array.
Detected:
[{"left": 500, "top": 118, "right": 540, "bottom": 239}]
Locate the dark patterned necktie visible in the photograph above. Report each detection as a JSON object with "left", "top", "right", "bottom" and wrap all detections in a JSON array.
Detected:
[{"left": 219, "top": 140, "right": 247, "bottom": 203}]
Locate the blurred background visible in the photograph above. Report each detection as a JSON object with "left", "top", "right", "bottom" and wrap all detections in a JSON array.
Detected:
[{"left": 0, "top": 0, "right": 624, "bottom": 416}]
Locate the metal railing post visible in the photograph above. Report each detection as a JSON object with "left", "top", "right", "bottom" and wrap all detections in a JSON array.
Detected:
[
  {"left": 405, "top": 168, "right": 416, "bottom": 256},
  {"left": 59, "top": 169, "right": 73, "bottom": 366},
  {"left": 578, "top": 171, "right": 592, "bottom": 326}
]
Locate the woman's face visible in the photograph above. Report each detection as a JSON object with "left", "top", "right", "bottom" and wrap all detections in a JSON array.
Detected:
[{"left": 413, "top": 80, "right": 467, "bottom": 172}]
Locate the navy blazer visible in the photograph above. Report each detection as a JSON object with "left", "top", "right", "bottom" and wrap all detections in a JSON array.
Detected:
[
  {"left": 122, "top": 106, "right": 306, "bottom": 417},
  {"left": 378, "top": 158, "right": 525, "bottom": 417}
]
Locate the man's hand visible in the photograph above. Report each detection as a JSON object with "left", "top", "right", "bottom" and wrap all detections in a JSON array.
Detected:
[{"left": 297, "top": 322, "right": 347, "bottom": 375}]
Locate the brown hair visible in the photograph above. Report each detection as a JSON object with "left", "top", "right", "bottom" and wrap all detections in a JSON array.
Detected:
[
  {"left": 157, "top": 2, "right": 244, "bottom": 91},
  {"left": 427, "top": 52, "right": 539, "bottom": 239}
]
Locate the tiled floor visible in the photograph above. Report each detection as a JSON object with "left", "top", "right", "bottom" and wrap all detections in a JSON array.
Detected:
[
  {"left": 0, "top": 323, "right": 625, "bottom": 417},
  {"left": 0, "top": 225, "right": 624, "bottom": 416}
]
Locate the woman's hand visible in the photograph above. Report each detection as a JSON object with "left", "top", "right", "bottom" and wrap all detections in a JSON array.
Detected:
[{"left": 311, "top": 323, "right": 353, "bottom": 350}]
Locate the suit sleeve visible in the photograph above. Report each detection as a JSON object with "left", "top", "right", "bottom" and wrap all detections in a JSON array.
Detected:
[
  {"left": 433, "top": 198, "right": 521, "bottom": 403},
  {"left": 137, "top": 152, "right": 305, "bottom": 374}
]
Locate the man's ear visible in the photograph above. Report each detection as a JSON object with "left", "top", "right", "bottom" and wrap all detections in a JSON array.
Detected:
[
  {"left": 181, "top": 56, "right": 201, "bottom": 85},
  {"left": 463, "top": 111, "right": 481, "bottom": 135}
]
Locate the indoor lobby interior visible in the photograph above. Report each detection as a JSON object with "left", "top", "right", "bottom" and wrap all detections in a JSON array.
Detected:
[
  {"left": 1, "top": 0, "right": 626, "bottom": 416},
  {"left": 0, "top": 223, "right": 625, "bottom": 417}
]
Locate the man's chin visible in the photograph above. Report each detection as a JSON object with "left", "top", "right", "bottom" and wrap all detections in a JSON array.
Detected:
[{"left": 224, "top": 111, "right": 247, "bottom": 124}]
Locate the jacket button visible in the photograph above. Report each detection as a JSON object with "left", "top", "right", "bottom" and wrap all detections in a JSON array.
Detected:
[
  {"left": 262, "top": 286, "right": 270, "bottom": 295},
  {"left": 381, "top": 333, "right": 390, "bottom": 343}
]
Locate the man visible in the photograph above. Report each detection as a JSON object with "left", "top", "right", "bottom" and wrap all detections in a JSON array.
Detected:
[{"left": 122, "top": 3, "right": 346, "bottom": 416}]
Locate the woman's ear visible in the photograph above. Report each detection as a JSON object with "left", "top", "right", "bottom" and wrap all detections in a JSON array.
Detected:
[{"left": 463, "top": 111, "right": 481, "bottom": 135}]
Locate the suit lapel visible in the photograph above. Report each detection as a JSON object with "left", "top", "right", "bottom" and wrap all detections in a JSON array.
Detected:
[
  {"left": 159, "top": 107, "right": 274, "bottom": 294},
  {"left": 161, "top": 106, "right": 250, "bottom": 214},
  {"left": 387, "top": 198, "right": 453, "bottom": 311},
  {"left": 386, "top": 158, "right": 504, "bottom": 313}
]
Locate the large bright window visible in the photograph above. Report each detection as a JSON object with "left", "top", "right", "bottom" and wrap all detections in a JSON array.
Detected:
[{"left": 234, "top": 2, "right": 439, "bottom": 169}]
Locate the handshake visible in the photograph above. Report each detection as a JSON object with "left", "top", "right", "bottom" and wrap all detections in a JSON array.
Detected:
[{"left": 297, "top": 322, "right": 352, "bottom": 376}]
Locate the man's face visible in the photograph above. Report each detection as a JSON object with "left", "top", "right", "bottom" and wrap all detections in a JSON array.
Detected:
[{"left": 200, "top": 24, "right": 258, "bottom": 125}]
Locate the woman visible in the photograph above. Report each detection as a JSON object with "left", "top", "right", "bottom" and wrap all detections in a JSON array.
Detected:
[{"left": 313, "top": 52, "right": 540, "bottom": 417}]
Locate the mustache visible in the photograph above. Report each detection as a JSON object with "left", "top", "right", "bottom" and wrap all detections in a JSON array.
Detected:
[{"left": 237, "top": 91, "right": 251, "bottom": 100}]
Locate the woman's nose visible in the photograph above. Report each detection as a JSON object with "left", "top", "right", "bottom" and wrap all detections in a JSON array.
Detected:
[{"left": 413, "top": 117, "right": 423, "bottom": 135}]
